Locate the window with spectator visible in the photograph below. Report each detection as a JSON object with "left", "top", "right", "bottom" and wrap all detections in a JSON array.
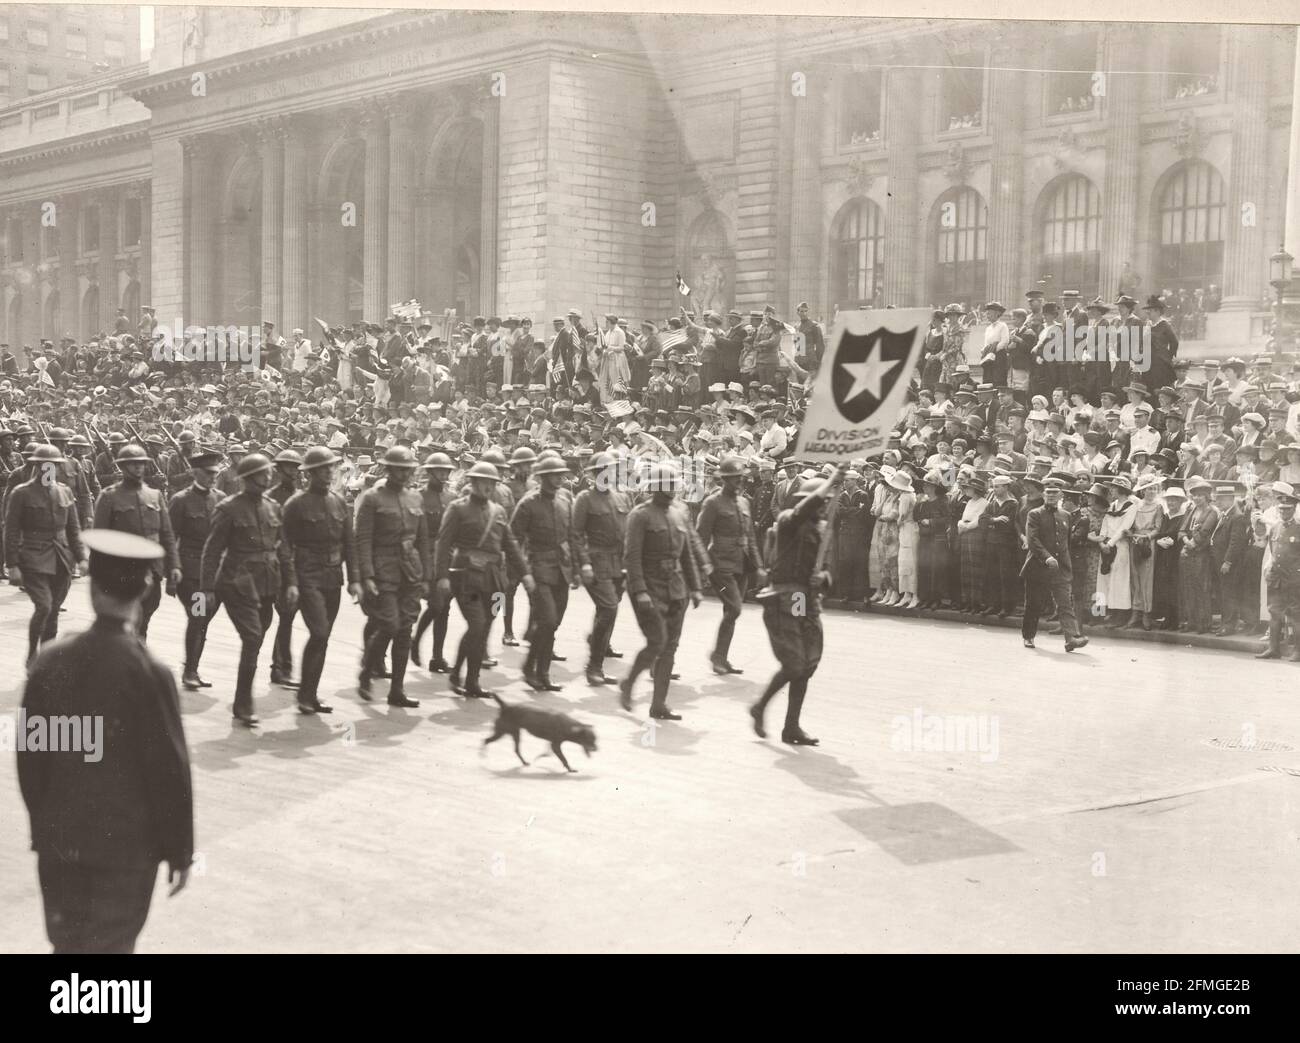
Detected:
[
  {"left": 931, "top": 186, "right": 987, "bottom": 309},
  {"left": 1046, "top": 31, "right": 1099, "bottom": 116},
  {"left": 1036, "top": 174, "right": 1102, "bottom": 300},
  {"left": 939, "top": 50, "right": 984, "bottom": 132},
  {"left": 1166, "top": 25, "right": 1221, "bottom": 100},
  {"left": 840, "top": 67, "right": 883, "bottom": 148},
  {"left": 1155, "top": 159, "right": 1225, "bottom": 296},
  {"left": 832, "top": 197, "right": 885, "bottom": 309}
]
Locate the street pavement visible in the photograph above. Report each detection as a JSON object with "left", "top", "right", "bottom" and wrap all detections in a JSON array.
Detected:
[{"left": 2, "top": 577, "right": 1299, "bottom": 953}]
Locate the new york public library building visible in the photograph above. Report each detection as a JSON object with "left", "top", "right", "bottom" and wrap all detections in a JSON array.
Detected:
[{"left": 0, "top": 9, "right": 1297, "bottom": 363}]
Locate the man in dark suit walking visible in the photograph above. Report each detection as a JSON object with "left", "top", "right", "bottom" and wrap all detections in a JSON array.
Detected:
[
  {"left": 18, "top": 529, "right": 193, "bottom": 954},
  {"left": 1021, "top": 477, "right": 1089, "bottom": 651}
]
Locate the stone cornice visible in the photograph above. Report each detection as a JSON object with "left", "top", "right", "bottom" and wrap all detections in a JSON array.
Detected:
[{"left": 0, "top": 123, "right": 152, "bottom": 171}]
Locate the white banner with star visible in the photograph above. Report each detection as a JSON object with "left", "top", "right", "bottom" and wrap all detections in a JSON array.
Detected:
[{"left": 793, "top": 308, "right": 930, "bottom": 462}]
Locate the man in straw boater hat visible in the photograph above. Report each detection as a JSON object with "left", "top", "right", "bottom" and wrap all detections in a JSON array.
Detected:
[
  {"left": 1258, "top": 481, "right": 1300, "bottom": 660},
  {"left": 748, "top": 462, "right": 850, "bottom": 747},
  {"left": 1020, "top": 477, "right": 1089, "bottom": 651},
  {"left": 18, "top": 529, "right": 193, "bottom": 953}
]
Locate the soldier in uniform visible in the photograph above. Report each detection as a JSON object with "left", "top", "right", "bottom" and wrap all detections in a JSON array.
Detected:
[
  {"left": 268, "top": 449, "right": 304, "bottom": 689},
  {"left": 18, "top": 529, "right": 193, "bottom": 954},
  {"left": 5, "top": 444, "right": 86, "bottom": 666},
  {"left": 93, "top": 431, "right": 126, "bottom": 489},
  {"left": 354, "top": 446, "right": 427, "bottom": 708},
  {"left": 697, "top": 455, "right": 764, "bottom": 674},
  {"left": 499, "top": 446, "right": 536, "bottom": 646},
  {"left": 1257, "top": 481, "right": 1300, "bottom": 660},
  {"left": 214, "top": 442, "right": 248, "bottom": 498},
  {"left": 412, "top": 452, "right": 456, "bottom": 673},
  {"left": 47, "top": 428, "right": 95, "bottom": 529},
  {"left": 434, "top": 461, "right": 533, "bottom": 698},
  {"left": 168, "top": 448, "right": 225, "bottom": 691},
  {"left": 165, "top": 430, "right": 197, "bottom": 493},
  {"left": 282, "top": 447, "right": 359, "bottom": 714},
  {"left": 619, "top": 461, "right": 704, "bottom": 721},
  {"left": 748, "top": 465, "right": 846, "bottom": 746},
  {"left": 199, "top": 453, "right": 295, "bottom": 727},
  {"left": 93, "top": 444, "right": 182, "bottom": 641},
  {"left": 511, "top": 454, "right": 576, "bottom": 691},
  {"left": 571, "top": 451, "right": 631, "bottom": 686},
  {"left": 1020, "top": 478, "right": 1089, "bottom": 651},
  {"left": 66, "top": 433, "right": 101, "bottom": 527}
]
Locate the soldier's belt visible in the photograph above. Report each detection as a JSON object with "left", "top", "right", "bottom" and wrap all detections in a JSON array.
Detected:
[
  {"left": 645, "top": 559, "right": 682, "bottom": 575},
  {"left": 456, "top": 548, "right": 501, "bottom": 570}
]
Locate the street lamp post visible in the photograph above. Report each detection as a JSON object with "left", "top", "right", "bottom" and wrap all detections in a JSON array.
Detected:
[{"left": 1269, "top": 246, "right": 1295, "bottom": 360}]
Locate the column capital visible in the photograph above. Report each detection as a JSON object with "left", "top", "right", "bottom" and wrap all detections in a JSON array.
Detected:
[{"left": 253, "top": 114, "right": 289, "bottom": 148}]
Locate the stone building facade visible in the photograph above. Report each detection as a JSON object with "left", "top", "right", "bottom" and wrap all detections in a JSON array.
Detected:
[{"left": 0, "top": 10, "right": 1297, "bottom": 359}]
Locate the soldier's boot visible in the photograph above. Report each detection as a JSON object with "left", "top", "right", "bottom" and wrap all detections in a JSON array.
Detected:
[
  {"left": 1255, "top": 620, "right": 1283, "bottom": 659},
  {"left": 386, "top": 631, "right": 419, "bottom": 708},
  {"left": 781, "top": 676, "right": 818, "bottom": 746},
  {"left": 522, "top": 645, "right": 543, "bottom": 690}
]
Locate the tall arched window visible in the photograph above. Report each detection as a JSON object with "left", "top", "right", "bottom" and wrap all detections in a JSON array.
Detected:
[
  {"left": 831, "top": 198, "right": 885, "bottom": 309},
  {"left": 1036, "top": 175, "right": 1102, "bottom": 300},
  {"left": 931, "top": 186, "right": 987, "bottom": 309},
  {"left": 1155, "top": 160, "right": 1225, "bottom": 295}
]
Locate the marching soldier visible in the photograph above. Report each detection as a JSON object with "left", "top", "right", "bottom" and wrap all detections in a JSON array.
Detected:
[
  {"left": 571, "top": 451, "right": 631, "bottom": 685},
  {"left": 5, "top": 444, "right": 86, "bottom": 666},
  {"left": 434, "top": 461, "right": 533, "bottom": 698},
  {"left": 93, "top": 444, "right": 182, "bottom": 640},
  {"left": 93, "top": 431, "right": 126, "bottom": 489},
  {"left": 165, "top": 430, "right": 197, "bottom": 493},
  {"left": 168, "top": 448, "right": 225, "bottom": 690},
  {"left": 268, "top": 449, "right": 304, "bottom": 689},
  {"left": 199, "top": 452, "right": 296, "bottom": 727},
  {"left": 1020, "top": 477, "right": 1089, "bottom": 651},
  {"left": 499, "top": 446, "right": 536, "bottom": 646},
  {"left": 354, "top": 445, "right": 427, "bottom": 708},
  {"left": 67, "top": 433, "right": 101, "bottom": 526},
  {"left": 1257, "top": 481, "right": 1300, "bottom": 661},
  {"left": 511, "top": 454, "right": 577, "bottom": 691},
  {"left": 412, "top": 451, "right": 456, "bottom": 673},
  {"left": 46, "top": 428, "right": 95, "bottom": 529},
  {"left": 697, "top": 455, "right": 764, "bottom": 674},
  {"left": 18, "top": 529, "right": 193, "bottom": 954},
  {"left": 282, "top": 447, "right": 359, "bottom": 714},
  {"left": 749, "top": 464, "right": 847, "bottom": 747},
  {"left": 214, "top": 442, "right": 248, "bottom": 498},
  {"left": 619, "top": 461, "right": 704, "bottom": 721}
]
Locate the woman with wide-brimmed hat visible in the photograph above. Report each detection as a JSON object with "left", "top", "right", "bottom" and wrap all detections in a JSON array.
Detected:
[
  {"left": 954, "top": 471, "right": 989, "bottom": 614},
  {"left": 1097, "top": 473, "right": 1139, "bottom": 627},
  {"left": 916, "top": 469, "right": 952, "bottom": 609},
  {"left": 893, "top": 468, "right": 920, "bottom": 610},
  {"left": 869, "top": 467, "right": 908, "bottom": 607},
  {"left": 1128, "top": 473, "right": 1165, "bottom": 629},
  {"left": 1152, "top": 484, "right": 1189, "bottom": 630}
]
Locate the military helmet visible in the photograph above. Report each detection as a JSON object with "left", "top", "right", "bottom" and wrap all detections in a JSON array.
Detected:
[
  {"left": 28, "top": 443, "right": 65, "bottom": 464},
  {"left": 107, "top": 431, "right": 127, "bottom": 445},
  {"left": 532, "top": 455, "right": 571, "bottom": 477},
  {"left": 380, "top": 445, "right": 418, "bottom": 469},
  {"left": 178, "top": 430, "right": 196, "bottom": 443},
  {"left": 48, "top": 427, "right": 72, "bottom": 442},
  {"left": 235, "top": 452, "right": 273, "bottom": 478},
  {"left": 273, "top": 448, "right": 304, "bottom": 466},
  {"left": 465, "top": 461, "right": 502, "bottom": 481},
  {"left": 421, "top": 452, "right": 455, "bottom": 471},
  {"left": 793, "top": 477, "right": 825, "bottom": 500},
  {"left": 480, "top": 448, "right": 508, "bottom": 467},
  {"left": 115, "top": 443, "right": 150, "bottom": 463},
  {"left": 68, "top": 434, "right": 92, "bottom": 448},
  {"left": 299, "top": 446, "right": 341, "bottom": 471},
  {"left": 715, "top": 455, "right": 747, "bottom": 478},
  {"left": 584, "top": 450, "right": 617, "bottom": 472},
  {"left": 509, "top": 446, "right": 537, "bottom": 466}
]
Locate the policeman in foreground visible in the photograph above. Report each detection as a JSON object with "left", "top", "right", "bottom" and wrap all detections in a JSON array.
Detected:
[
  {"left": 619, "top": 461, "right": 704, "bottom": 720},
  {"left": 18, "top": 529, "right": 193, "bottom": 954},
  {"left": 1258, "top": 480, "right": 1300, "bottom": 661},
  {"left": 750, "top": 463, "right": 848, "bottom": 746}
]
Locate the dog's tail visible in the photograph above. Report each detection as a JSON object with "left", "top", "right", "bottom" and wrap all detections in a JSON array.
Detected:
[{"left": 490, "top": 693, "right": 507, "bottom": 708}]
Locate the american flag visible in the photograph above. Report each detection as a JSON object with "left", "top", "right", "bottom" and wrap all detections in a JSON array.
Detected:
[{"left": 658, "top": 329, "right": 688, "bottom": 354}]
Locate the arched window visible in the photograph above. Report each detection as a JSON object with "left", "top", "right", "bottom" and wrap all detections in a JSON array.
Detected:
[
  {"left": 832, "top": 198, "right": 885, "bottom": 309},
  {"left": 1036, "top": 175, "right": 1102, "bottom": 300},
  {"left": 931, "top": 186, "right": 987, "bottom": 309},
  {"left": 1155, "top": 160, "right": 1225, "bottom": 295}
]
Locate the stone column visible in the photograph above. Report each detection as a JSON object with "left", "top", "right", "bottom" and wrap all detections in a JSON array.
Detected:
[
  {"left": 479, "top": 87, "right": 500, "bottom": 318},
  {"left": 788, "top": 65, "right": 825, "bottom": 315},
  {"left": 185, "top": 137, "right": 217, "bottom": 326},
  {"left": 985, "top": 48, "right": 1024, "bottom": 306},
  {"left": 1287, "top": 28, "right": 1300, "bottom": 260},
  {"left": 387, "top": 98, "right": 421, "bottom": 306},
  {"left": 259, "top": 119, "right": 286, "bottom": 328},
  {"left": 56, "top": 196, "right": 78, "bottom": 339},
  {"left": 1100, "top": 32, "right": 1141, "bottom": 301},
  {"left": 884, "top": 48, "right": 921, "bottom": 306},
  {"left": 139, "top": 185, "right": 152, "bottom": 316},
  {"left": 98, "top": 187, "right": 120, "bottom": 332},
  {"left": 1221, "top": 25, "right": 1270, "bottom": 309},
  {"left": 282, "top": 118, "right": 310, "bottom": 335},
  {"left": 148, "top": 134, "right": 185, "bottom": 326},
  {"left": 362, "top": 100, "right": 390, "bottom": 321}
]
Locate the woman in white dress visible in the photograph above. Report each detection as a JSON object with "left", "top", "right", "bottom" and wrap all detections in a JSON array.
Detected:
[
  {"left": 596, "top": 314, "right": 630, "bottom": 404},
  {"left": 894, "top": 470, "right": 920, "bottom": 609},
  {"left": 1127, "top": 474, "right": 1165, "bottom": 629},
  {"left": 1098, "top": 473, "right": 1139, "bottom": 627}
]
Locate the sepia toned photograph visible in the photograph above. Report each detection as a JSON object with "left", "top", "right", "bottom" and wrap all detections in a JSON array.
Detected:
[{"left": 0, "top": 1, "right": 1297, "bottom": 970}]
